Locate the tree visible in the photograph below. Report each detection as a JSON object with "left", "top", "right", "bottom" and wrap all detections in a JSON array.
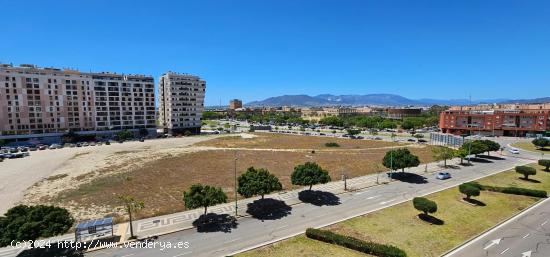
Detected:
[
  {"left": 116, "top": 130, "right": 134, "bottom": 141},
  {"left": 119, "top": 195, "right": 144, "bottom": 239},
  {"left": 413, "top": 197, "right": 437, "bottom": 215},
  {"left": 480, "top": 140, "right": 500, "bottom": 156},
  {"left": 459, "top": 183, "right": 480, "bottom": 200},
  {"left": 515, "top": 165, "right": 537, "bottom": 180},
  {"left": 382, "top": 148, "right": 421, "bottom": 172},
  {"left": 238, "top": 167, "right": 282, "bottom": 199},
  {"left": 539, "top": 159, "right": 550, "bottom": 172},
  {"left": 0, "top": 139, "right": 5, "bottom": 146},
  {"left": 432, "top": 146, "right": 456, "bottom": 167},
  {"left": 532, "top": 138, "right": 550, "bottom": 149},
  {"left": 455, "top": 148, "right": 469, "bottom": 165},
  {"left": 291, "top": 162, "right": 331, "bottom": 190},
  {"left": 0, "top": 205, "right": 74, "bottom": 247},
  {"left": 183, "top": 184, "right": 227, "bottom": 215},
  {"left": 460, "top": 140, "right": 488, "bottom": 157}
]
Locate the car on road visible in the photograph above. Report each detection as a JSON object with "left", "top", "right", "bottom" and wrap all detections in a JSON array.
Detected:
[
  {"left": 49, "top": 144, "right": 62, "bottom": 149},
  {"left": 407, "top": 138, "right": 416, "bottom": 142},
  {"left": 436, "top": 172, "right": 451, "bottom": 180},
  {"left": 508, "top": 148, "right": 520, "bottom": 154}
]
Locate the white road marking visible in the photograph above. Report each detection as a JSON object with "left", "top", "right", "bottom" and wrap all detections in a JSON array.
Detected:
[
  {"left": 226, "top": 238, "right": 241, "bottom": 243},
  {"left": 483, "top": 238, "right": 502, "bottom": 250},
  {"left": 120, "top": 254, "right": 135, "bottom": 257},
  {"left": 172, "top": 252, "right": 192, "bottom": 257},
  {"left": 522, "top": 233, "right": 530, "bottom": 239},
  {"left": 522, "top": 250, "right": 532, "bottom": 257},
  {"left": 379, "top": 199, "right": 395, "bottom": 205},
  {"left": 366, "top": 195, "right": 381, "bottom": 200},
  {"left": 541, "top": 220, "right": 548, "bottom": 226},
  {"left": 499, "top": 248, "right": 509, "bottom": 254}
]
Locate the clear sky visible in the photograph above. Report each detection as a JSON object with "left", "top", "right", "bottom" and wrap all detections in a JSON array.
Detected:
[{"left": 1, "top": 0, "right": 549, "bottom": 105}]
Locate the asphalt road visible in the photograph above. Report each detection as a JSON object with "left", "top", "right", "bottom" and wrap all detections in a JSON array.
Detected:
[
  {"left": 445, "top": 197, "right": 550, "bottom": 257},
  {"left": 84, "top": 154, "right": 531, "bottom": 257}
]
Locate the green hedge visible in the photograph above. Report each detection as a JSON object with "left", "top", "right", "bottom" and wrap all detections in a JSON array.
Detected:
[
  {"left": 306, "top": 228, "right": 407, "bottom": 257},
  {"left": 479, "top": 185, "right": 547, "bottom": 198},
  {"left": 325, "top": 142, "right": 340, "bottom": 147}
]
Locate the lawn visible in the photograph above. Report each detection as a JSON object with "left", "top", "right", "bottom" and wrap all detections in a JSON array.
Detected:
[
  {"left": 238, "top": 165, "right": 547, "bottom": 257},
  {"left": 511, "top": 141, "right": 550, "bottom": 155},
  {"left": 52, "top": 144, "right": 436, "bottom": 219},
  {"left": 238, "top": 235, "right": 371, "bottom": 257},
  {"left": 477, "top": 163, "right": 550, "bottom": 191},
  {"left": 196, "top": 133, "right": 402, "bottom": 149}
]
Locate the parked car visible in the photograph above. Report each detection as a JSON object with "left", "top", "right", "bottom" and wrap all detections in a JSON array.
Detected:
[
  {"left": 82, "top": 142, "right": 89, "bottom": 147},
  {"left": 139, "top": 138, "right": 145, "bottom": 142},
  {"left": 49, "top": 144, "right": 62, "bottom": 149},
  {"left": 508, "top": 148, "right": 520, "bottom": 154},
  {"left": 38, "top": 145, "right": 48, "bottom": 150},
  {"left": 105, "top": 141, "right": 111, "bottom": 145},
  {"left": 90, "top": 142, "right": 96, "bottom": 146},
  {"left": 28, "top": 146, "right": 38, "bottom": 151},
  {"left": 436, "top": 172, "right": 452, "bottom": 180},
  {"left": 407, "top": 138, "right": 416, "bottom": 142}
]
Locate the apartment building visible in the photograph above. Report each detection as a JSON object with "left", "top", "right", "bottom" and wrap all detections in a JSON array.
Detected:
[
  {"left": 439, "top": 104, "right": 550, "bottom": 136},
  {"left": 158, "top": 72, "right": 206, "bottom": 134},
  {"left": 229, "top": 99, "right": 243, "bottom": 110},
  {"left": 0, "top": 64, "right": 156, "bottom": 140}
]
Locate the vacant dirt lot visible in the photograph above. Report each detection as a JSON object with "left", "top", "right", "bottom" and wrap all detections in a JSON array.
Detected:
[{"left": 42, "top": 134, "right": 436, "bottom": 220}]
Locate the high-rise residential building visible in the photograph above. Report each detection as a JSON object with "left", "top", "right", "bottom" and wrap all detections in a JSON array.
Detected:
[
  {"left": 0, "top": 64, "right": 156, "bottom": 140},
  {"left": 229, "top": 99, "right": 242, "bottom": 110},
  {"left": 158, "top": 72, "right": 205, "bottom": 134}
]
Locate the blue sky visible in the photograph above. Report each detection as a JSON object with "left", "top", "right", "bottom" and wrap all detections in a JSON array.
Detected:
[{"left": 1, "top": 0, "right": 549, "bottom": 105}]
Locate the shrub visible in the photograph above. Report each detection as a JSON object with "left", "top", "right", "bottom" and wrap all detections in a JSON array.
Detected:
[
  {"left": 459, "top": 183, "right": 480, "bottom": 200},
  {"left": 515, "top": 166, "right": 537, "bottom": 180},
  {"left": 539, "top": 159, "right": 550, "bottom": 172},
  {"left": 305, "top": 228, "right": 407, "bottom": 257},
  {"left": 412, "top": 197, "right": 437, "bottom": 215},
  {"left": 325, "top": 142, "right": 340, "bottom": 147},
  {"left": 500, "top": 187, "right": 547, "bottom": 198}
]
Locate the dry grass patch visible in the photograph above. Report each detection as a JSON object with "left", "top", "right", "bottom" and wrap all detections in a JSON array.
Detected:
[
  {"left": 196, "top": 133, "right": 401, "bottom": 150},
  {"left": 50, "top": 145, "right": 435, "bottom": 220},
  {"left": 511, "top": 141, "right": 550, "bottom": 154}
]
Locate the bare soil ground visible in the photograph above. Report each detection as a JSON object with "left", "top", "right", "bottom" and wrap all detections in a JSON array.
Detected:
[
  {"left": 28, "top": 133, "right": 435, "bottom": 220},
  {"left": 196, "top": 132, "right": 400, "bottom": 149}
]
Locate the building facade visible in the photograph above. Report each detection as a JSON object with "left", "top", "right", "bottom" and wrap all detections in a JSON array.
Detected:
[
  {"left": 229, "top": 99, "right": 243, "bottom": 110},
  {"left": 439, "top": 104, "right": 550, "bottom": 137},
  {"left": 0, "top": 64, "right": 155, "bottom": 140},
  {"left": 158, "top": 72, "right": 205, "bottom": 134}
]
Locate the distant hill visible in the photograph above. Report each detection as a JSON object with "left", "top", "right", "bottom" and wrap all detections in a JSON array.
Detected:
[{"left": 244, "top": 94, "right": 549, "bottom": 107}]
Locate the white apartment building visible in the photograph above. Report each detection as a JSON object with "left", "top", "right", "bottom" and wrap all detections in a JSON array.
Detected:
[
  {"left": 0, "top": 64, "right": 156, "bottom": 140},
  {"left": 158, "top": 72, "right": 206, "bottom": 134}
]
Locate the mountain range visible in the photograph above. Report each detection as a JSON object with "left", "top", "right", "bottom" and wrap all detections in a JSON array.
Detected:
[{"left": 245, "top": 94, "right": 550, "bottom": 107}]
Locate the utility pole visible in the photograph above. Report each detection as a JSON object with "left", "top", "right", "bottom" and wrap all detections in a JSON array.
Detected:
[{"left": 234, "top": 150, "right": 238, "bottom": 217}]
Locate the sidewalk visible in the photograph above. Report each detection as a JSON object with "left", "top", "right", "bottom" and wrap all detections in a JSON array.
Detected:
[{"left": 0, "top": 156, "right": 469, "bottom": 256}]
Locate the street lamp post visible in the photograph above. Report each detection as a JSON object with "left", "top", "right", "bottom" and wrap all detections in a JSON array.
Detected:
[{"left": 234, "top": 150, "right": 238, "bottom": 218}]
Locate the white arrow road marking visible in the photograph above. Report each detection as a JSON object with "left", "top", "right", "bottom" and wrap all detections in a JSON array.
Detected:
[
  {"left": 522, "top": 250, "right": 532, "bottom": 257},
  {"left": 483, "top": 238, "right": 502, "bottom": 250}
]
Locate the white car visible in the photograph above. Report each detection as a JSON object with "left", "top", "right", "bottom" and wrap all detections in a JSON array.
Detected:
[
  {"left": 436, "top": 172, "right": 451, "bottom": 180},
  {"left": 508, "top": 148, "right": 520, "bottom": 154}
]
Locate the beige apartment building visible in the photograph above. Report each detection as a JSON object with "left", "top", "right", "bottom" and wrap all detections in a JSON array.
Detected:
[
  {"left": 229, "top": 99, "right": 243, "bottom": 110},
  {"left": 158, "top": 72, "right": 206, "bottom": 134},
  {"left": 0, "top": 64, "right": 156, "bottom": 140}
]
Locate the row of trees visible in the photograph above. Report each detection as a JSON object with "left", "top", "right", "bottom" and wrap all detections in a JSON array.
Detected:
[
  {"left": 183, "top": 162, "right": 331, "bottom": 215},
  {"left": 430, "top": 140, "right": 502, "bottom": 167}
]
